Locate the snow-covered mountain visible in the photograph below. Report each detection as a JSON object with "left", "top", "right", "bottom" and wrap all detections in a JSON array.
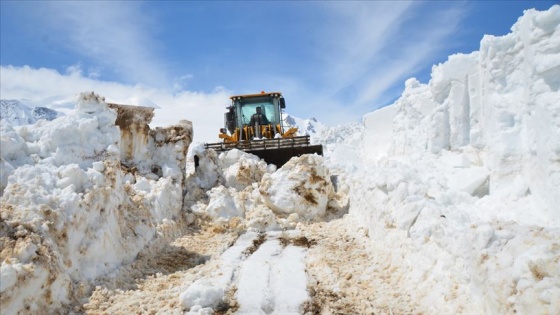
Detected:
[
  {"left": 0, "top": 99, "right": 63, "bottom": 125},
  {"left": 0, "top": 5, "right": 558, "bottom": 315},
  {"left": 282, "top": 112, "right": 364, "bottom": 148},
  {"left": 283, "top": 113, "right": 326, "bottom": 136}
]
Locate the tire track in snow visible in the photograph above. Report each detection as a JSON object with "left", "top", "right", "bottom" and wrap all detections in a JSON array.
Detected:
[
  {"left": 234, "top": 231, "right": 309, "bottom": 315},
  {"left": 301, "top": 219, "right": 429, "bottom": 315},
  {"left": 181, "top": 231, "right": 310, "bottom": 314},
  {"left": 180, "top": 231, "right": 261, "bottom": 313}
]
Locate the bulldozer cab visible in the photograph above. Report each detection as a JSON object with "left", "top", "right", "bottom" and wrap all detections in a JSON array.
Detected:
[
  {"left": 205, "top": 91, "right": 323, "bottom": 167},
  {"left": 227, "top": 92, "right": 284, "bottom": 136}
]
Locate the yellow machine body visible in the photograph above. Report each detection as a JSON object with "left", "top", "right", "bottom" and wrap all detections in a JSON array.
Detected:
[{"left": 205, "top": 91, "right": 322, "bottom": 167}]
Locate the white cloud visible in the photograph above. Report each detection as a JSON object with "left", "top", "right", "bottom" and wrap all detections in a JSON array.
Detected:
[
  {"left": 1, "top": 2, "right": 471, "bottom": 135},
  {"left": 173, "top": 74, "right": 195, "bottom": 92},
  {"left": 317, "top": 1, "right": 414, "bottom": 91},
  {"left": 302, "top": 2, "right": 469, "bottom": 124},
  {"left": 65, "top": 63, "right": 83, "bottom": 77},
  {"left": 32, "top": 2, "right": 169, "bottom": 87},
  {"left": 87, "top": 66, "right": 102, "bottom": 80},
  {"left": 0, "top": 65, "right": 230, "bottom": 144}
]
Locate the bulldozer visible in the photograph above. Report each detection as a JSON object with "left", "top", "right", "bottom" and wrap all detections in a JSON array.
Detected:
[{"left": 204, "top": 91, "right": 323, "bottom": 167}]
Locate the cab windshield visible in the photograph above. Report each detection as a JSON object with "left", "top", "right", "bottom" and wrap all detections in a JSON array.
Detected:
[{"left": 240, "top": 102, "right": 275, "bottom": 125}]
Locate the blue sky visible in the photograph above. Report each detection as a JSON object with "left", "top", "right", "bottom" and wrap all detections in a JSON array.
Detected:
[{"left": 0, "top": 1, "right": 557, "bottom": 142}]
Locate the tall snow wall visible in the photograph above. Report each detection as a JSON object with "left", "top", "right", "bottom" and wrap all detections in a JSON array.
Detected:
[
  {"left": 355, "top": 6, "right": 560, "bottom": 314},
  {"left": 0, "top": 92, "right": 193, "bottom": 314},
  {"left": 363, "top": 5, "right": 560, "bottom": 221}
]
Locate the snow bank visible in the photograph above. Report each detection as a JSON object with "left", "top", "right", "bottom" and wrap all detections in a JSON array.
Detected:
[
  {"left": 0, "top": 92, "right": 192, "bottom": 313},
  {"left": 184, "top": 146, "right": 348, "bottom": 232},
  {"left": 348, "top": 5, "right": 560, "bottom": 314}
]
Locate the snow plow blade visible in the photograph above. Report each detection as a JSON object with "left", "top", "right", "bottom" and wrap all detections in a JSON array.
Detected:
[{"left": 205, "top": 135, "right": 323, "bottom": 167}]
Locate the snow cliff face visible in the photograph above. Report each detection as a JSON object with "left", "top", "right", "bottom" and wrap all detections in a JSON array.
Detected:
[
  {"left": 0, "top": 92, "right": 193, "bottom": 313},
  {"left": 0, "top": 99, "right": 62, "bottom": 125},
  {"left": 363, "top": 5, "right": 560, "bottom": 223},
  {"left": 355, "top": 6, "right": 560, "bottom": 314}
]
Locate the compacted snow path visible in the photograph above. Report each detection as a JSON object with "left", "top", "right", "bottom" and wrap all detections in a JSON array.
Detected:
[
  {"left": 80, "top": 224, "right": 315, "bottom": 314},
  {"left": 77, "top": 218, "right": 421, "bottom": 315},
  {"left": 178, "top": 230, "right": 311, "bottom": 314},
  {"left": 79, "top": 218, "right": 440, "bottom": 315},
  {"left": 235, "top": 231, "right": 308, "bottom": 315}
]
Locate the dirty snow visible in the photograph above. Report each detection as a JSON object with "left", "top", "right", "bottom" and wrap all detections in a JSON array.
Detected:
[
  {"left": 1, "top": 5, "right": 559, "bottom": 315},
  {"left": 1, "top": 92, "right": 193, "bottom": 314}
]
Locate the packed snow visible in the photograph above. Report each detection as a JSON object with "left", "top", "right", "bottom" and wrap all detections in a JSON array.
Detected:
[{"left": 1, "top": 5, "right": 559, "bottom": 315}]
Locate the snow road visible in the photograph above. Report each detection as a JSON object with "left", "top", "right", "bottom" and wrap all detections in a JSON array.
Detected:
[
  {"left": 80, "top": 219, "right": 439, "bottom": 315},
  {"left": 180, "top": 230, "right": 310, "bottom": 314},
  {"left": 82, "top": 226, "right": 314, "bottom": 314},
  {"left": 235, "top": 232, "right": 308, "bottom": 315}
]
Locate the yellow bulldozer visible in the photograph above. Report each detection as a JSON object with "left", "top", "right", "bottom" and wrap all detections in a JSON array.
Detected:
[{"left": 204, "top": 91, "right": 323, "bottom": 167}]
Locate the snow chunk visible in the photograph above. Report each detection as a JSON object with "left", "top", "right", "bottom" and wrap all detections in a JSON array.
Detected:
[
  {"left": 179, "top": 279, "right": 225, "bottom": 310},
  {"left": 221, "top": 149, "right": 269, "bottom": 191},
  {"left": 203, "top": 186, "right": 245, "bottom": 220},
  {"left": 259, "top": 154, "right": 334, "bottom": 220}
]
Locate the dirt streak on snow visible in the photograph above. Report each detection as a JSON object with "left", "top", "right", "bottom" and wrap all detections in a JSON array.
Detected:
[{"left": 301, "top": 219, "right": 430, "bottom": 315}]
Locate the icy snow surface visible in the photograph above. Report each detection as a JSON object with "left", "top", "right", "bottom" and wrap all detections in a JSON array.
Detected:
[{"left": 1, "top": 5, "right": 559, "bottom": 315}]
